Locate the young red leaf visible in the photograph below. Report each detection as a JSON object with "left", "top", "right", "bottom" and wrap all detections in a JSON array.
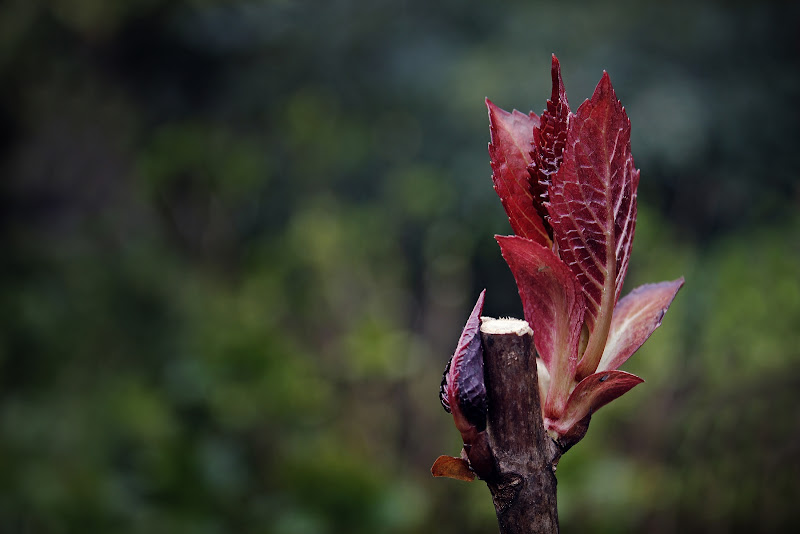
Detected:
[
  {"left": 598, "top": 278, "right": 685, "bottom": 373},
  {"left": 545, "top": 370, "right": 644, "bottom": 438},
  {"left": 547, "top": 72, "right": 639, "bottom": 380},
  {"left": 487, "top": 100, "right": 552, "bottom": 247},
  {"left": 440, "top": 290, "right": 487, "bottom": 443},
  {"left": 496, "top": 235, "right": 584, "bottom": 418},
  {"left": 529, "top": 54, "right": 570, "bottom": 228},
  {"left": 431, "top": 455, "right": 476, "bottom": 482}
]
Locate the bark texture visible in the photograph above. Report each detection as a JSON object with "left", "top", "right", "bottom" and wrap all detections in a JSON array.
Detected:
[{"left": 480, "top": 318, "right": 560, "bottom": 534}]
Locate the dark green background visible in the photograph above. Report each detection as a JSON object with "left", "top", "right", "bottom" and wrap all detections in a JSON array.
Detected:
[{"left": 1, "top": 0, "right": 798, "bottom": 532}]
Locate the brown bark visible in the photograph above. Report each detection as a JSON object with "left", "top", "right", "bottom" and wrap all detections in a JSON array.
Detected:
[{"left": 480, "top": 318, "right": 560, "bottom": 534}]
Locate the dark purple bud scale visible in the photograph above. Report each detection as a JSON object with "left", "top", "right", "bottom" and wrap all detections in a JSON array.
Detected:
[
  {"left": 454, "top": 332, "right": 487, "bottom": 431},
  {"left": 440, "top": 291, "right": 488, "bottom": 438},
  {"left": 439, "top": 361, "right": 452, "bottom": 413}
]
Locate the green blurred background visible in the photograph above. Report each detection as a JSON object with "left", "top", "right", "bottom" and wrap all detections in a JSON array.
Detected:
[{"left": 1, "top": 0, "right": 798, "bottom": 532}]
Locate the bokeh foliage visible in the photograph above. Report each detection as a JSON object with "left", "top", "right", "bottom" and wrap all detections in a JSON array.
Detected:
[{"left": 0, "top": 0, "right": 798, "bottom": 532}]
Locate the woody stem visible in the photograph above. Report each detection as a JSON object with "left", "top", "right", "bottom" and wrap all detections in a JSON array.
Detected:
[{"left": 480, "top": 317, "right": 561, "bottom": 534}]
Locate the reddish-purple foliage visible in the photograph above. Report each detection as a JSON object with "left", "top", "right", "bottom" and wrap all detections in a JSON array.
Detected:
[{"left": 489, "top": 55, "right": 683, "bottom": 443}]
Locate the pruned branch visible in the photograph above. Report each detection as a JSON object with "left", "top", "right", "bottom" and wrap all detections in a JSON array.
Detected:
[{"left": 481, "top": 318, "right": 560, "bottom": 534}]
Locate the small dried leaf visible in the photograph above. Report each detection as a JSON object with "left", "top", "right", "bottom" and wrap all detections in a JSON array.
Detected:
[
  {"left": 598, "top": 278, "right": 685, "bottom": 372},
  {"left": 431, "top": 455, "right": 475, "bottom": 482}
]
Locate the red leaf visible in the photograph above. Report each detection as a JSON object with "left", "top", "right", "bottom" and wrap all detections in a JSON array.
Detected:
[
  {"left": 431, "top": 455, "right": 475, "bottom": 482},
  {"left": 440, "top": 290, "right": 487, "bottom": 441},
  {"left": 529, "top": 54, "right": 570, "bottom": 228},
  {"left": 496, "top": 235, "right": 584, "bottom": 418},
  {"left": 545, "top": 370, "right": 643, "bottom": 437},
  {"left": 598, "top": 278, "right": 685, "bottom": 372},
  {"left": 487, "top": 99, "right": 552, "bottom": 247},
  {"left": 547, "top": 72, "right": 639, "bottom": 379}
]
